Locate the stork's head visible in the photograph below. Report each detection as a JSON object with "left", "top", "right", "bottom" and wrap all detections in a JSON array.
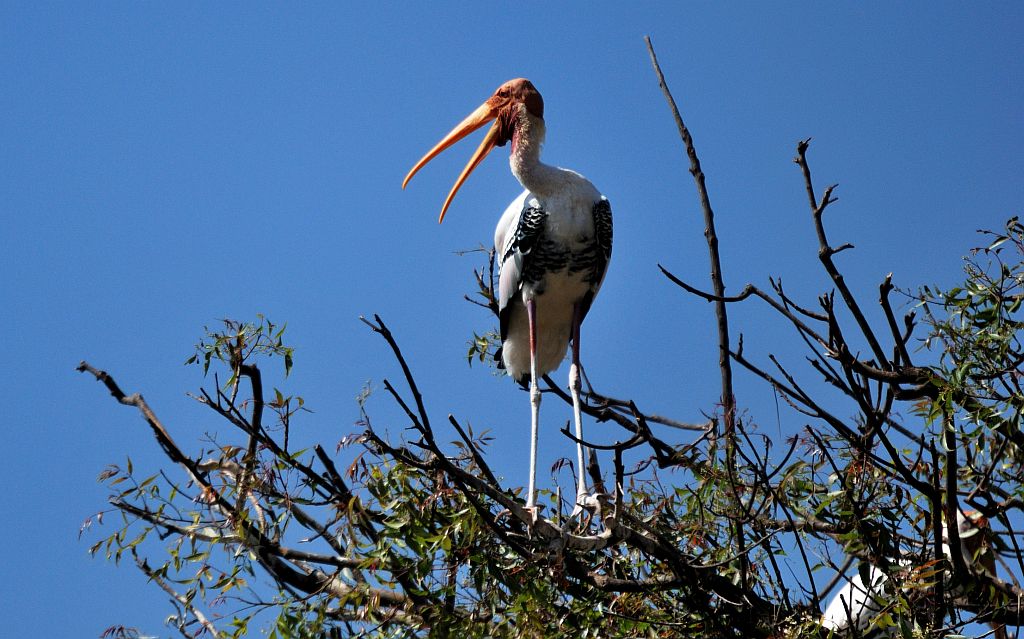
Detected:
[
  {"left": 956, "top": 510, "right": 988, "bottom": 535},
  {"left": 402, "top": 78, "right": 544, "bottom": 223},
  {"left": 944, "top": 509, "right": 993, "bottom": 564}
]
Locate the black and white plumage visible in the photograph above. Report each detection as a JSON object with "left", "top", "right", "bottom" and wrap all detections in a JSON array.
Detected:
[
  {"left": 403, "top": 78, "right": 613, "bottom": 517},
  {"left": 495, "top": 194, "right": 612, "bottom": 381}
]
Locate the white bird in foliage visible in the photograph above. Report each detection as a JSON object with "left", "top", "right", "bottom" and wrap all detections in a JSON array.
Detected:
[
  {"left": 821, "top": 510, "right": 1007, "bottom": 638},
  {"left": 821, "top": 562, "right": 895, "bottom": 636},
  {"left": 403, "top": 78, "right": 613, "bottom": 516}
]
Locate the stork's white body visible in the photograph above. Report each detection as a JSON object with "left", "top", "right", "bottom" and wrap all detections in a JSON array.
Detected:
[
  {"left": 820, "top": 564, "right": 892, "bottom": 633},
  {"left": 494, "top": 183, "right": 605, "bottom": 380}
]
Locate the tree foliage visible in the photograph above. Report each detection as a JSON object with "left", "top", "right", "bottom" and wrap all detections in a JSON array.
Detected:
[{"left": 80, "top": 44, "right": 1024, "bottom": 639}]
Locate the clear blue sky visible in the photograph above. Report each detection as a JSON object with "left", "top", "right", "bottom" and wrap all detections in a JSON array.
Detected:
[{"left": 2, "top": 3, "right": 1022, "bottom": 636}]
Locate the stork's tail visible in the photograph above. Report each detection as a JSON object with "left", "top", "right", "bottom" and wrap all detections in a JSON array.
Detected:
[{"left": 494, "top": 345, "right": 530, "bottom": 388}]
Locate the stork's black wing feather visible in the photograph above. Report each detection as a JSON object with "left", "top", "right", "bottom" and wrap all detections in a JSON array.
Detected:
[
  {"left": 498, "top": 204, "right": 548, "bottom": 344},
  {"left": 578, "top": 197, "right": 613, "bottom": 322}
]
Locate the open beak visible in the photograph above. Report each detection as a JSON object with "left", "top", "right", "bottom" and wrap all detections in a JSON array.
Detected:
[{"left": 403, "top": 101, "right": 503, "bottom": 223}]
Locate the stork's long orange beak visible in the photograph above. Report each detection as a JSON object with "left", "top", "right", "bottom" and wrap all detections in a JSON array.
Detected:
[{"left": 402, "top": 101, "right": 503, "bottom": 223}]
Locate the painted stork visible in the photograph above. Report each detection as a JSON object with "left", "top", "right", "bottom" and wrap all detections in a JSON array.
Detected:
[
  {"left": 402, "top": 78, "right": 613, "bottom": 517},
  {"left": 821, "top": 510, "right": 1007, "bottom": 638}
]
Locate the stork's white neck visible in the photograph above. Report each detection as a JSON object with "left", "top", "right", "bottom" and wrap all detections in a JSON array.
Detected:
[{"left": 509, "top": 109, "right": 560, "bottom": 198}]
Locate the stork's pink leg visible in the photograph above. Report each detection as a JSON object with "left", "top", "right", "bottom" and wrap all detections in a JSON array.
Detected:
[
  {"left": 570, "top": 302, "right": 589, "bottom": 516},
  {"left": 525, "top": 298, "right": 540, "bottom": 517}
]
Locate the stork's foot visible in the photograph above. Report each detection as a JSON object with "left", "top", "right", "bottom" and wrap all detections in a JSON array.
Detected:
[
  {"left": 523, "top": 502, "right": 541, "bottom": 527},
  {"left": 570, "top": 491, "right": 601, "bottom": 521}
]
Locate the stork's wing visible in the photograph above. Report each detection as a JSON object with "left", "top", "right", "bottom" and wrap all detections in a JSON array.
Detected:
[
  {"left": 496, "top": 194, "right": 547, "bottom": 342},
  {"left": 592, "top": 197, "right": 613, "bottom": 282},
  {"left": 577, "top": 197, "right": 613, "bottom": 323}
]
